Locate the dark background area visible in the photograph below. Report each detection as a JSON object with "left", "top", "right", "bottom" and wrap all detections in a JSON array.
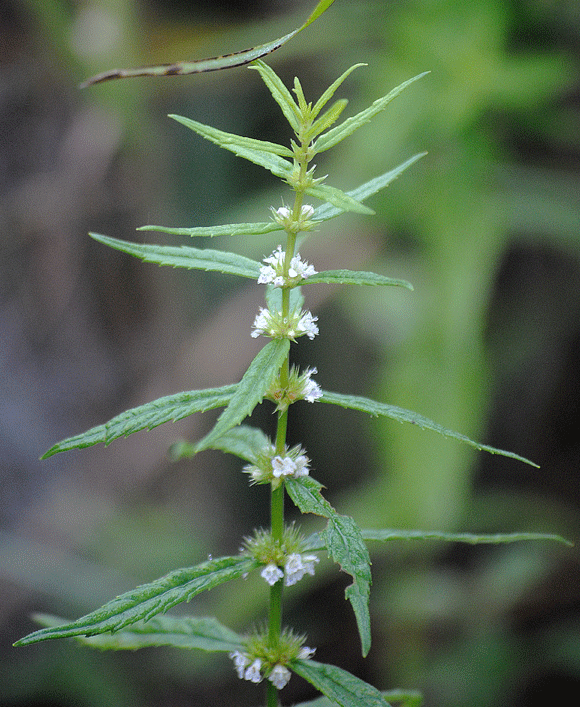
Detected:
[{"left": 1, "top": 1, "right": 579, "bottom": 705}]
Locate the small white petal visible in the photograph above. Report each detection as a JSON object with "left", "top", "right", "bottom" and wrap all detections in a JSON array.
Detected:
[
  {"left": 268, "top": 664, "right": 292, "bottom": 690},
  {"left": 284, "top": 553, "right": 305, "bottom": 586},
  {"left": 298, "top": 311, "right": 319, "bottom": 339},
  {"left": 271, "top": 455, "right": 296, "bottom": 478},
  {"left": 301, "top": 554, "right": 320, "bottom": 576},
  {"left": 244, "top": 659, "right": 263, "bottom": 683},
  {"left": 297, "top": 646, "right": 316, "bottom": 660},
  {"left": 293, "top": 455, "right": 310, "bottom": 477},
  {"left": 258, "top": 265, "right": 276, "bottom": 284},
  {"left": 230, "top": 650, "right": 250, "bottom": 679},
  {"left": 261, "top": 563, "right": 284, "bottom": 586},
  {"left": 252, "top": 308, "right": 271, "bottom": 337},
  {"left": 303, "top": 379, "right": 322, "bottom": 402},
  {"left": 290, "top": 253, "right": 317, "bottom": 280}
]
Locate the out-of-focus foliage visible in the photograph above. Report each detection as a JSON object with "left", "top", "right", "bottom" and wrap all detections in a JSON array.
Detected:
[{"left": 1, "top": 0, "right": 579, "bottom": 706}]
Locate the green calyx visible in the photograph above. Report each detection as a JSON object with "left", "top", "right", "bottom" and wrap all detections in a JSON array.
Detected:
[{"left": 242, "top": 524, "right": 309, "bottom": 566}]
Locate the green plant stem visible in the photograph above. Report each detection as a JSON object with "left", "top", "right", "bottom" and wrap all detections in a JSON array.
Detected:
[
  {"left": 267, "top": 414, "right": 287, "bottom": 707},
  {"left": 265, "top": 145, "right": 310, "bottom": 707},
  {"left": 268, "top": 569, "right": 284, "bottom": 642},
  {"left": 266, "top": 680, "right": 280, "bottom": 707}
]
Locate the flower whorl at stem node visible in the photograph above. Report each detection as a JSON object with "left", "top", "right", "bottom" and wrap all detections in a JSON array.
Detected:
[
  {"left": 229, "top": 627, "right": 315, "bottom": 691},
  {"left": 251, "top": 307, "right": 319, "bottom": 340},
  {"left": 258, "top": 244, "right": 317, "bottom": 288},
  {"left": 260, "top": 552, "right": 320, "bottom": 587},
  {"left": 242, "top": 444, "right": 310, "bottom": 488},
  {"left": 270, "top": 203, "right": 317, "bottom": 233},
  {"left": 265, "top": 365, "right": 322, "bottom": 411},
  {"left": 243, "top": 525, "right": 320, "bottom": 588}
]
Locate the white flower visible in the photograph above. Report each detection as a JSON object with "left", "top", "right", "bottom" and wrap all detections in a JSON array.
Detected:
[
  {"left": 300, "top": 367, "right": 322, "bottom": 402},
  {"left": 229, "top": 650, "right": 250, "bottom": 679},
  {"left": 257, "top": 245, "right": 317, "bottom": 287},
  {"left": 251, "top": 307, "right": 272, "bottom": 338},
  {"left": 273, "top": 205, "right": 292, "bottom": 221},
  {"left": 271, "top": 455, "right": 297, "bottom": 478},
  {"left": 292, "top": 454, "right": 310, "bottom": 477},
  {"left": 284, "top": 553, "right": 320, "bottom": 586},
  {"left": 270, "top": 204, "right": 316, "bottom": 230},
  {"left": 288, "top": 252, "right": 317, "bottom": 280},
  {"left": 258, "top": 245, "right": 285, "bottom": 286},
  {"left": 268, "top": 664, "right": 292, "bottom": 690},
  {"left": 263, "top": 244, "right": 285, "bottom": 266},
  {"left": 270, "top": 452, "right": 310, "bottom": 480},
  {"left": 244, "top": 658, "right": 263, "bottom": 683},
  {"left": 300, "top": 554, "right": 320, "bottom": 576},
  {"left": 296, "top": 310, "right": 319, "bottom": 340},
  {"left": 297, "top": 646, "right": 316, "bottom": 660},
  {"left": 261, "top": 563, "right": 284, "bottom": 586},
  {"left": 242, "top": 445, "right": 309, "bottom": 487}
]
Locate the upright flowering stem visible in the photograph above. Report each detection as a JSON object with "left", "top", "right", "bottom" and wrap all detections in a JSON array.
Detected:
[
  {"left": 261, "top": 99, "right": 319, "bottom": 707},
  {"left": 266, "top": 182, "right": 308, "bottom": 707}
]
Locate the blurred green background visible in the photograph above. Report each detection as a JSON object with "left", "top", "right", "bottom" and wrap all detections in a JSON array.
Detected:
[{"left": 1, "top": 0, "right": 579, "bottom": 705}]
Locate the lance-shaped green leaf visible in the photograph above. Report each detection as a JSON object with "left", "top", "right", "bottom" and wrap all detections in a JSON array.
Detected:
[
  {"left": 312, "top": 64, "right": 367, "bottom": 119},
  {"left": 293, "top": 690, "right": 422, "bottom": 707},
  {"left": 203, "top": 425, "right": 271, "bottom": 462},
  {"left": 30, "top": 613, "right": 245, "bottom": 652},
  {"left": 90, "top": 233, "right": 261, "bottom": 279},
  {"left": 170, "top": 114, "right": 294, "bottom": 180},
  {"left": 305, "top": 183, "right": 374, "bottom": 215},
  {"left": 195, "top": 339, "right": 290, "bottom": 453},
  {"left": 314, "top": 72, "right": 430, "bottom": 153},
  {"left": 303, "top": 529, "right": 572, "bottom": 552},
  {"left": 292, "top": 660, "right": 392, "bottom": 707},
  {"left": 173, "top": 425, "right": 271, "bottom": 462},
  {"left": 14, "top": 556, "right": 259, "bottom": 646},
  {"left": 41, "top": 385, "right": 237, "bottom": 459},
  {"left": 301, "top": 0, "right": 336, "bottom": 29},
  {"left": 306, "top": 269, "right": 413, "bottom": 290},
  {"left": 249, "top": 60, "right": 302, "bottom": 134},
  {"left": 137, "top": 221, "right": 283, "bottom": 239},
  {"left": 80, "top": 29, "right": 301, "bottom": 87},
  {"left": 319, "top": 390, "right": 539, "bottom": 467},
  {"left": 361, "top": 529, "right": 573, "bottom": 547},
  {"left": 312, "top": 154, "right": 427, "bottom": 223},
  {"left": 80, "top": 0, "right": 337, "bottom": 87},
  {"left": 286, "top": 477, "right": 372, "bottom": 657}
]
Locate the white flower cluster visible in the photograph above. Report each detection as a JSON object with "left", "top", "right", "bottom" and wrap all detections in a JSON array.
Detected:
[
  {"left": 230, "top": 652, "right": 264, "bottom": 684},
  {"left": 300, "top": 366, "right": 323, "bottom": 403},
  {"left": 229, "top": 646, "right": 315, "bottom": 690},
  {"left": 243, "top": 448, "right": 311, "bottom": 487},
  {"left": 265, "top": 365, "right": 322, "bottom": 412},
  {"left": 271, "top": 452, "right": 310, "bottom": 479},
  {"left": 260, "top": 552, "right": 320, "bottom": 587},
  {"left": 258, "top": 244, "right": 317, "bottom": 288},
  {"left": 251, "top": 307, "right": 319, "bottom": 340}
]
